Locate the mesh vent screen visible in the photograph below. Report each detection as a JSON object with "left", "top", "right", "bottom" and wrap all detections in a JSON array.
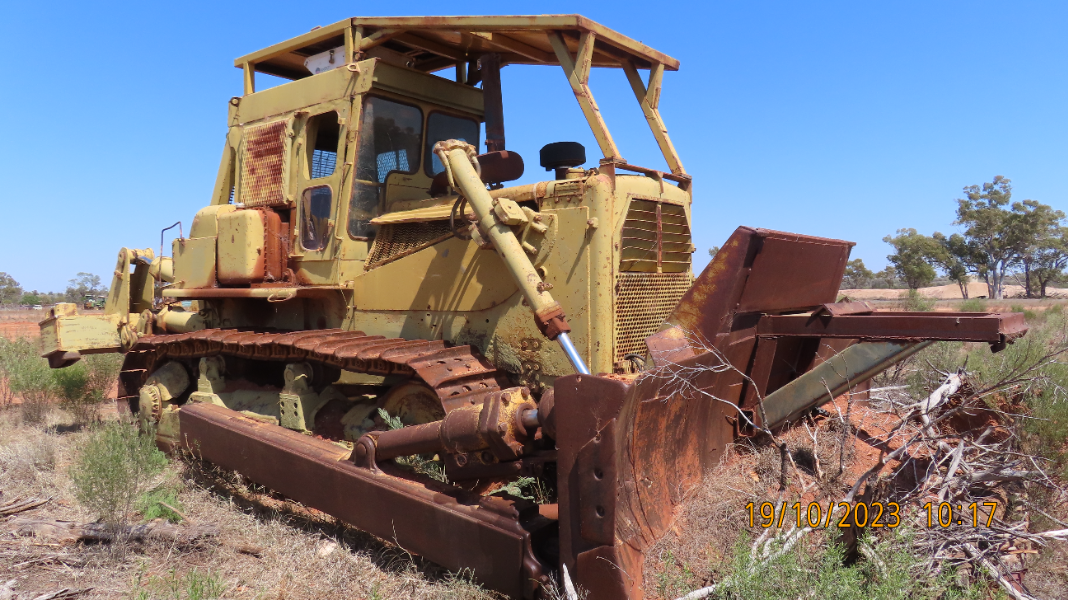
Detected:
[
  {"left": 614, "top": 272, "right": 692, "bottom": 361},
  {"left": 620, "top": 199, "right": 692, "bottom": 273},
  {"left": 366, "top": 221, "right": 452, "bottom": 270},
  {"left": 239, "top": 120, "right": 289, "bottom": 207}
]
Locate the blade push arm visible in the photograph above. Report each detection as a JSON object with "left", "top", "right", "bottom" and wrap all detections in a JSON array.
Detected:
[{"left": 433, "top": 140, "right": 589, "bottom": 375}]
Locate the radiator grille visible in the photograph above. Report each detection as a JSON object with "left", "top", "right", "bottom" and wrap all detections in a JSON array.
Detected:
[
  {"left": 620, "top": 199, "right": 692, "bottom": 273},
  {"left": 366, "top": 221, "right": 453, "bottom": 269},
  {"left": 239, "top": 120, "right": 289, "bottom": 207},
  {"left": 614, "top": 272, "right": 692, "bottom": 361}
]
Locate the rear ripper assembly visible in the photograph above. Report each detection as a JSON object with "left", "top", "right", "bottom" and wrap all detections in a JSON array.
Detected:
[{"left": 39, "top": 16, "right": 1027, "bottom": 599}]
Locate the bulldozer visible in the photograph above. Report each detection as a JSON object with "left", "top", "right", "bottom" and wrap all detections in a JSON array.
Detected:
[{"left": 39, "top": 15, "right": 1028, "bottom": 599}]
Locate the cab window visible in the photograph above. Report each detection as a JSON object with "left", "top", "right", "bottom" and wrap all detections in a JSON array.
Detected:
[
  {"left": 301, "top": 186, "right": 333, "bottom": 250},
  {"left": 356, "top": 97, "right": 422, "bottom": 183},
  {"left": 424, "top": 112, "right": 480, "bottom": 176},
  {"left": 349, "top": 97, "right": 423, "bottom": 239},
  {"left": 307, "top": 111, "right": 340, "bottom": 179}
]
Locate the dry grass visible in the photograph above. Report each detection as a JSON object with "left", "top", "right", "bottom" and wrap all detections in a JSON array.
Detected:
[
  {"left": 0, "top": 405, "right": 501, "bottom": 600},
  {"left": 640, "top": 412, "right": 878, "bottom": 600}
]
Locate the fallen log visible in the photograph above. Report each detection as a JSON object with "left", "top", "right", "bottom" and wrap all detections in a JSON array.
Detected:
[{"left": 8, "top": 518, "right": 218, "bottom": 544}]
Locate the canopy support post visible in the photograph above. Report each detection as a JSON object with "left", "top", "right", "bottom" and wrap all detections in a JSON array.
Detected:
[
  {"left": 622, "top": 61, "right": 685, "bottom": 176},
  {"left": 548, "top": 31, "right": 622, "bottom": 162}
]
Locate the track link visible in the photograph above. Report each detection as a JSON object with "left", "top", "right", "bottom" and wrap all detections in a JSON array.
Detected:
[{"left": 118, "top": 329, "right": 504, "bottom": 412}]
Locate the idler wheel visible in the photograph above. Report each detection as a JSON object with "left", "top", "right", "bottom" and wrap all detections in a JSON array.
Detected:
[{"left": 379, "top": 382, "right": 445, "bottom": 426}]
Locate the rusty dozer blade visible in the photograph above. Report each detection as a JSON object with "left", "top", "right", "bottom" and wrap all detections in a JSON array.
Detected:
[
  {"left": 179, "top": 403, "right": 552, "bottom": 599},
  {"left": 555, "top": 227, "right": 1027, "bottom": 598}
]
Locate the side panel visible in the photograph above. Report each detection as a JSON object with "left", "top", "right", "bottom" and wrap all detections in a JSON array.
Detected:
[
  {"left": 173, "top": 237, "right": 217, "bottom": 289},
  {"left": 354, "top": 237, "right": 519, "bottom": 312}
]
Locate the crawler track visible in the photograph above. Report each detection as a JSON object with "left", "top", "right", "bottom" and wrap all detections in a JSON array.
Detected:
[{"left": 118, "top": 329, "right": 505, "bottom": 411}]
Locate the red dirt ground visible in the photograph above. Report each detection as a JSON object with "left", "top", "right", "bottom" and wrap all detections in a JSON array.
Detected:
[{"left": 0, "top": 321, "right": 40, "bottom": 341}]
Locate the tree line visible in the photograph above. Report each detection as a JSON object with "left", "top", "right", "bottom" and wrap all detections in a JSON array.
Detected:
[
  {"left": 843, "top": 176, "right": 1066, "bottom": 299},
  {"left": 0, "top": 272, "right": 104, "bottom": 307}
]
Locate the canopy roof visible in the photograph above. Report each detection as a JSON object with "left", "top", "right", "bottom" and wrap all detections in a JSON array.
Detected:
[{"left": 236, "top": 15, "right": 680, "bottom": 80}]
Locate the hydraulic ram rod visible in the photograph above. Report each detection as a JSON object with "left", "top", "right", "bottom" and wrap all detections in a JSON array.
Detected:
[{"left": 434, "top": 140, "right": 589, "bottom": 375}]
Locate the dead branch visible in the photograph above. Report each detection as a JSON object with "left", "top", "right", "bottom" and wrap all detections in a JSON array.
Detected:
[
  {"left": 0, "top": 497, "right": 51, "bottom": 517},
  {"left": 26, "top": 589, "right": 92, "bottom": 600},
  {"left": 7, "top": 518, "right": 218, "bottom": 545}
]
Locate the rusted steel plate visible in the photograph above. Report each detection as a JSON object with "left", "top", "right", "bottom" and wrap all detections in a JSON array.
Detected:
[
  {"left": 757, "top": 312, "right": 1028, "bottom": 343},
  {"left": 648, "top": 227, "right": 852, "bottom": 363},
  {"left": 815, "top": 300, "right": 874, "bottom": 316},
  {"left": 179, "top": 403, "right": 545, "bottom": 598},
  {"left": 737, "top": 231, "right": 852, "bottom": 313},
  {"left": 354, "top": 339, "right": 424, "bottom": 360},
  {"left": 409, "top": 346, "right": 500, "bottom": 390},
  {"left": 381, "top": 340, "right": 446, "bottom": 364},
  {"left": 311, "top": 333, "right": 377, "bottom": 354},
  {"left": 555, "top": 361, "right": 736, "bottom": 599},
  {"left": 330, "top": 336, "right": 390, "bottom": 359}
]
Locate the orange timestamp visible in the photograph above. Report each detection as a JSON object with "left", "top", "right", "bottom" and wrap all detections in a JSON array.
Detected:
[{"left": 745, "top": 501, "right": 1000, "bottom": 529}]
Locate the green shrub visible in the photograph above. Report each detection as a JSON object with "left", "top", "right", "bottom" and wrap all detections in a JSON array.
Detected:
[
  {"left": 1009, "top": 304, "right": 1039, "bottom": 322},
  {"left": 711, "top": 527, "right": 979, "bottom": 600},
  {"left": 958, "top": 298, "right": 985, "bottom": 313},
  {"left": 1025, "top": 386, "right": 1068, "bottom": 480},
  {"left": 53, "top": 353, "right": 121, "bottom": 424},
  {"left": 137, "top": 484, "right": 185, "bottom": 523},
  {"left": 53, "top": 361, "right": 93, "bottom": 423},
  {"left": 70, "top": 421, "right": 168, "bottom": 529},
  {"left": 903, "top": 289, "right": 935, "bottom": 312},
  {"left": 0, "top": 338, "right": 122, "bottom": 425},
  {"left": 0, "top": 338, "right": 56, "bottom": 425}
]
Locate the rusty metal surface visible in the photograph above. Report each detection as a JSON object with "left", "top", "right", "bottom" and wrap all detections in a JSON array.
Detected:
[
  {"left": 554, "top": 356, "right": 738, "bottom": 598},
  {"left": 238, "top": 120, "right": 289, "bottom": 208},
  {"left": 737, "top": 231, "right": 852, "bottom": 313},
  {"left": 237, "top": 15, "right": 682, "bottom": 78},
  {"left": 757, "top": 311, "right": 1028, "bottom": 343},
  {"left": 121, "top": 329, "right": 503, "bottom": 411},
  {"left": 179, "top": 402, "right": 549, "bottom": 598},
  {"left": 371, "top": 388, "right": 536, "bottom": 462},
  {"left": 648, "top": 227, "right": 852, "bottom": 357},
  {"left": 815, "top": 300, "right": 874, "bottom": 316}
]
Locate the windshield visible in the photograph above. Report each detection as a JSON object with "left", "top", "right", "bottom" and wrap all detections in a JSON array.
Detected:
[
  {"left": 357, "top": 96, "right": 423, "bottom": 184},
  {"left": 349, "top": 96, "right": 424, "bottom": 239}
]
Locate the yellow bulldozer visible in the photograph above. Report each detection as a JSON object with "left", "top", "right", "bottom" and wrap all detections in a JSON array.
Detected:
[{"left": 39, "top": 15, "right": 1026, "bottom": 599}]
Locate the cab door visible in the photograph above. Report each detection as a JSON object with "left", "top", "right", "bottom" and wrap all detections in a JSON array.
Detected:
[{"left": 292, "top": 102, "right": 350, "bottom": 284}]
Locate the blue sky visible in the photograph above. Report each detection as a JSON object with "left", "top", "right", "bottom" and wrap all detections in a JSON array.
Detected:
[{"left": 1, "top": 1, "right": 1065, "bottom": 292}]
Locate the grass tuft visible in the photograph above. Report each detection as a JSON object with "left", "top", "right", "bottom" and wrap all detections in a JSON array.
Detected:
[{"left": 130, "top": 566, "right": 228, "bottom": 600}]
